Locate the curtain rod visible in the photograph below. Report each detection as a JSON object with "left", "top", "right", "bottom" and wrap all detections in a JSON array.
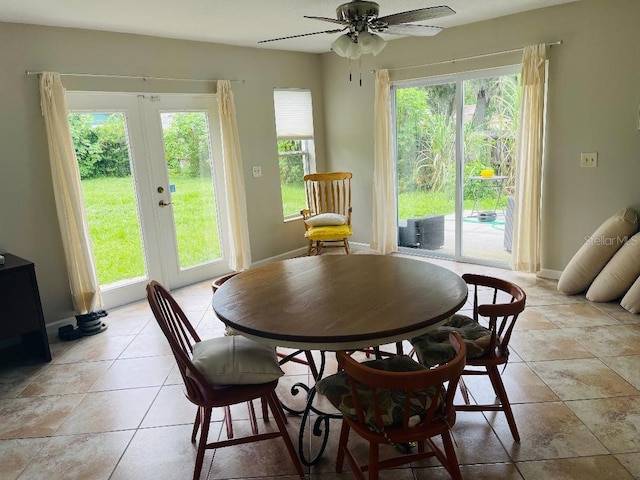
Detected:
[
  {"left": 25, "top": 70, "right": 245, "bottom": 84},
  {"left": 373, "top": 40, "right": 563, "bottom": 73}
]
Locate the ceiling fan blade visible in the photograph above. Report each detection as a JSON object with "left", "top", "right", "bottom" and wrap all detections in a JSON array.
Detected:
[
  {"left": 382, "top": 24, "right": 443, "bottom": 37},
  {"left": 377, "top": 6, "right": 455, "bottom": 26},
  {"left": 303, "top": 15, "right": 349, "bottom": 26},
  {"left": 258, "top": 28, "right": 345, "bottom": 44}
]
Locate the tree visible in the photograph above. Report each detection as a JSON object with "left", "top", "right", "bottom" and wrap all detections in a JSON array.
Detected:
[
  {"left": 414, "top": 102, "right": 456, "bottom": 194},
  {"left": 96, "top": 114, "right": 130, "bottom": 177},
  {"left": 69, "top": 113, "right": 102, "bottom": 179},
  {"left": 277, "top": 139, "right": 305, "bottom": 185},
  {"left": 69, "top": 113, "right": 130, "bottom": 179},
  {"left": 162, "top": 113, "right": 211, "bottom": 177},
  {"left": 395, "top": 88, "right": 429, "bottom": 193},
  {"left": 488, "top": 75, "right": 521, "bottom": 194},
  {"left": 396, "top": 85, "right": 456, "bottom": 194}
]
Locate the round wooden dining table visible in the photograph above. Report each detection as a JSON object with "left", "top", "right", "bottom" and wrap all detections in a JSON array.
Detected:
[
  {"left": 212, "top": 254, "right": 468, "bottom": 466},
  {"left": 212, "top": 254, "right": 468, "bottom": 351}
]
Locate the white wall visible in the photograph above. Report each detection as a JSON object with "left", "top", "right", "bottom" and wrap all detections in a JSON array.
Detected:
[
  {"left": 320, "top": 0, "right": 640, "bottom": 272},
  {"left": 0, "top": 23, "right": 326, "bottom": 324}
]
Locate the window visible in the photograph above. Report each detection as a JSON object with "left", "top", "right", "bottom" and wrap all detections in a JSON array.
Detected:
[{"left": 273, "top": 89, "right": 316, "bottom": 219}]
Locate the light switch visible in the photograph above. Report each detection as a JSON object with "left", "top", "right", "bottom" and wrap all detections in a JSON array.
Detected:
[{"left": 252, "top": 166, "right": 262, "bottom": 178}]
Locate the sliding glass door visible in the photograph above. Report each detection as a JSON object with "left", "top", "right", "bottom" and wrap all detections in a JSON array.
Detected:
[{"left": 394, "top": 66, "right": 521, "bottom": 265}]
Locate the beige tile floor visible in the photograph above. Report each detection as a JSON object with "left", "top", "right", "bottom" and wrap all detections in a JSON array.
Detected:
[{"left": 2, "top": 254, "right": 640, "bottom": 479}]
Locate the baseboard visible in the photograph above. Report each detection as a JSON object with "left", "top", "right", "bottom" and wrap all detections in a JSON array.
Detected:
[{"left": 537, "top": 269, "right": 562, "bottom": 280}]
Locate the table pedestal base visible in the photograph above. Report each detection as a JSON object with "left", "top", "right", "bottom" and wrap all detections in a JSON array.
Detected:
[{"left": 279, "top": 351, "right": 341, "bottom": 466}]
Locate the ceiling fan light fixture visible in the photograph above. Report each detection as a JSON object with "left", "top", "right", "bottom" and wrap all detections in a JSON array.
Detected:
[
  {"left": 331, "top": 33, "right": 362, "bottom": 60},
  {"left": 357, "top": 31, "right": 386, "bottom": 56},
  {"left": 331, "top": 31, "right": 385, "bottom": 60}
]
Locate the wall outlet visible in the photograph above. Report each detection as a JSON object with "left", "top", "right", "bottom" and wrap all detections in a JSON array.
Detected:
[
  {"left": 580, "top": 152, "right": 598, "bottom": 168},
  {"left": 252, "top": 166, "right": 262, "bottom": 178}
]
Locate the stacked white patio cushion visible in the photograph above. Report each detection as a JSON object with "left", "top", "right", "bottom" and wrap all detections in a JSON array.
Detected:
[
  {"left": 558, "top": 207, "right": 640, "bottom": 313},
  {"left": 587, "top": 231, "right": 640, "bottom": 302}
]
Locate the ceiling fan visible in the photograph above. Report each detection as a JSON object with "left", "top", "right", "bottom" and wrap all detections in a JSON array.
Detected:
[{"left": 259, "top": 1, "right": 456, "bottom": 59}]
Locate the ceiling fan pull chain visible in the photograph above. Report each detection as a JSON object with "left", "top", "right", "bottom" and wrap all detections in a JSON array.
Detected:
[
  {"left": 359, "top": 57, "right": 362, "bottom": 87},
  {"left": 349, "top": 59, "right": 352, "bottom": 83}
]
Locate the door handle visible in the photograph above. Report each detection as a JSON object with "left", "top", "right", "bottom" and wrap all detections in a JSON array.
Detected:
[{"left": 159, "top": 200, "right": 172, "bottom": 207}]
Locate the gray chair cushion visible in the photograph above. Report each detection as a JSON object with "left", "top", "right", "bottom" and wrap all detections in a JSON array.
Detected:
[
  {"left": 190, "top": 335, "right": 283, "bottom": 385},
  {"left": 410, "top": 314, "right": 491, "bottom": 367}
]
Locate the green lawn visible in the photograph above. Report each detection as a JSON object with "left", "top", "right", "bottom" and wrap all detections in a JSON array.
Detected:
[
  {"left": 281, "top": 184, "right": 306, "bottom": 217},
  {"left": 82, "top": 177, "right": 146, "bottom": 285},
  {"left": 82, "top": 176, "right": 220, "bottom": 285},
  {"left": 168, "top": 176, "right": 221, "bottom": 267}
]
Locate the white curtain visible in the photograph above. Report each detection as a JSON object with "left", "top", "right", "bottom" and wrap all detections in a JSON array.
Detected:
[
  {"left": 370, "top": 69, "right": 398, "bottom": 254},
  {"left": 217, "top": 80, "right": 252, "bottom": 271},
  {"left": 512, "top": 44, "right": 547, "bottom": 272},
  {"left": 39, "top": 72, "right": 102, "bottom": 314}
]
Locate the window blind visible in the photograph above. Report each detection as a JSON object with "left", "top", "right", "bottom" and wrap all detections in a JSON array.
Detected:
[{"left": 274, "top": 89, "right": 314, "bottom": 139}]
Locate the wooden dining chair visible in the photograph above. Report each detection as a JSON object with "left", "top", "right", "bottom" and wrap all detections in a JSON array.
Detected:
[
  {"left": 410, "top": 273, "right": 526, "bottom": 441},
  {"left": 147, "top": 281, "right": 304, "bottom": 480},
  {"left": 301, "top": 171, "right": 352, "bottom": 255},
  {"left": 212, "top": 272, "right": 318, "bottom": 379},
  {"left": 318, "top": 333, "right": 466, "bottom": 480}
]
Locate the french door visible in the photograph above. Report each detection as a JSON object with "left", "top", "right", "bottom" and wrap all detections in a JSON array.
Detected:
[
  {"left": 67, "top": 92, "right": 230, "bottom": 308},
  {"left": 393, "top": 65, "right": 521, "bottom": 265}
]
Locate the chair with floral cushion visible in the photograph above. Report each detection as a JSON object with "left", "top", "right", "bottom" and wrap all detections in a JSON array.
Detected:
[
  {"left": 410, "top": 273, "right": 526, "bottom": 442},
  {"left": 147, "top": 280, "right": 304, "bottom": 480},
  {"left": 317, "top": 333, "right": 466, "bottom": 480},
  {"left": 301, "top": 171, "right": 352, "bottom": 255}
]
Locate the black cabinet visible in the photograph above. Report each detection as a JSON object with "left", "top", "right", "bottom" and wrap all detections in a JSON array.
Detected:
[{"left": 0, "top": 254, "right": 52, "bottom": 361}]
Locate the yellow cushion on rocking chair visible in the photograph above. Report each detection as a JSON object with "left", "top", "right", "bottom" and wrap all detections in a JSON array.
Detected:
[{"left": 305, "top": 224, "right": 352, "bottom": 241}]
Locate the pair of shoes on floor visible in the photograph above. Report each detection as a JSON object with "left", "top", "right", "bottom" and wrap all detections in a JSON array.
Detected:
[
  {"left": 76, "top": 310, "right": 109, "bottom": 336},
  {"left": 57, "top": 310, "right": 110, "bottom": 340},
  {"left": 75, "top": 310, "right": 108, "bottom": 323}
]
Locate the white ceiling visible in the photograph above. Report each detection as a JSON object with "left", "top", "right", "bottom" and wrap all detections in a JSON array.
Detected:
[{"left": 0, "top": 0, "right": 579, "bottom": 54}]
